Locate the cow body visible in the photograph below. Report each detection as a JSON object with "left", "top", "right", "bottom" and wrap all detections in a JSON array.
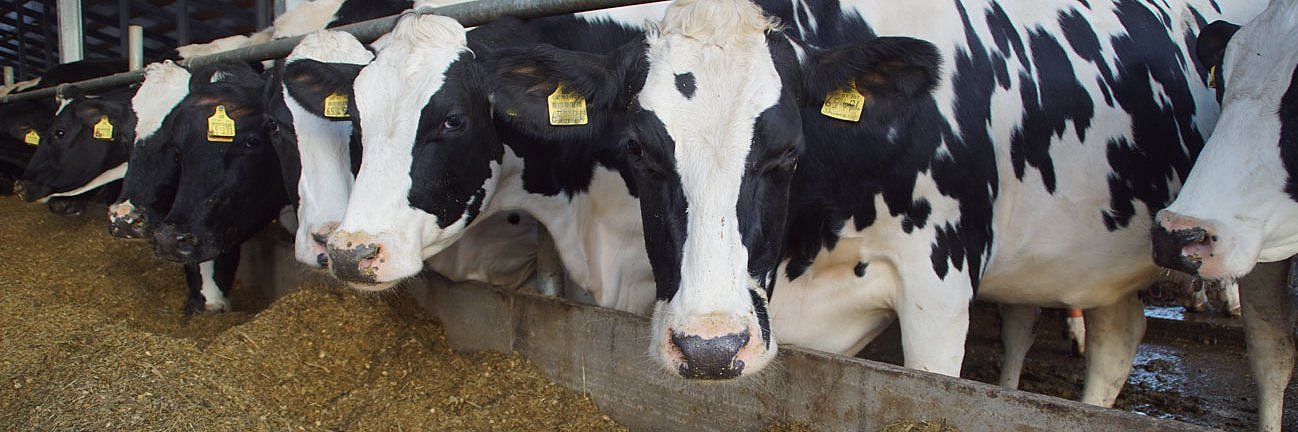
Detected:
[
  {"left": 324, "top": 5, "right": 668, "bottom": 313},
  {"left": 1152, "top": 1, "right": 1298, "bottom": 430}
]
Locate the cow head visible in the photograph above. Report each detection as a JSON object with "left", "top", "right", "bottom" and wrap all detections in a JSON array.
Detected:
[
  {"left": 17, "top": 86, "right": 133, "bottom": 203},
  {"left": 280, "top": 30, "right": 372, "bottom": 269},
  {"left": 1153, "top": 11, "right": 1298, "bottom": 280},
  {"left": 110, "top": 61, "right": 192, "bottom": 239},
  {"left": 491, "top": 0, "right": 939, "bottom": 379},
  {"left": 326, "top": 13, "right": 501, "bottom": 288},
  {"left": 148, "top": 63, "right": 288, "bottom": 262}
]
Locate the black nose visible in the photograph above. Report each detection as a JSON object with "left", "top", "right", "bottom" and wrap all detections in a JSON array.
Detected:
[
  {"left": 12, "top": 180, "right": 26, "bottom": 200},
  {"left": 672, "top": 331, "right": 749, "bottom": 380},
  {"left": 46, "top": 198, "right": 85, "bottom": 217},
  {"left": 173, "top": 233, "right": 196, "bottom": 256},
  {"left": 152, "top": 226, "right": 199, "bottom": 262},
  {"left": 328, "top": 242, "right": 381, "bottom": 282},
  {"left": 1151, "top": 225, "right": 1208, "bottom": 274},
  {"left": 316, "top": 253, "right": 329, "bottom": 267},
  {"left": 109, "top": 214, "right": 146, "bottom": 238},
  {"left": 14, "top": 180, "right": 43, "bottom": 202}
]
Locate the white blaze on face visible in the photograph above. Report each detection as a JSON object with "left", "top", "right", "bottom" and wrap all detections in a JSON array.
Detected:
[
  {"left": 334, "top": 14, "right": 473, "bottom": 281},
  {"left": 284, "top": 30, "right": 375, "bottom": 267},
  {"left": 1161, "top": 3, "right": 1298, "bottom": 277},
  {"left": 134, "top": 61, "right": 192, "bottom": 143}
]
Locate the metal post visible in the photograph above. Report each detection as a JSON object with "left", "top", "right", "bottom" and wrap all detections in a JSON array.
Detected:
[
  {"left": 256, "top": 0, "right": 271, "bottom": 29},
  {"left": 13, "top": 0, "right": 26, "bottom": 78},
  {"left": 176, "top": 0, "right": 190, "bottom": 46},
  {"left": 128, "top": 26, "right": 144, "bottom": 71},
  {"left": 3, "top": 67, "right": 13, "bottom": 86},
  {"left": 57, "top": 0, "right": 84, "bottom": 63},
  {"left": 119, "top": 0, "right": 130, "bottom": 60},
  {"left": 273, "top": 0, "right": 287, "bottom": 17}
]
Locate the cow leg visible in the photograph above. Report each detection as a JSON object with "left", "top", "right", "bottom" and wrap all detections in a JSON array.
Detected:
[
  {"left": 1239, "top": 260, "right": 1295, "bottom": 432},
  {"left": 182, "top": 249, "right": 241, "bottom": 314},
  {"left": 1079, "top": 291, "right": 1144, "bottom": 406},
  {"left": 533, "top": 224, "right": 565, "bottom": 297},
  {"left": 998, "top": 304, "right": 1038, "bottom": 389},
  {"left": 896, "top": 272, "right": 973, "bottom": 376},
  {"left": 1222, "top": 279, "right": 1243, "bottom": 317}
]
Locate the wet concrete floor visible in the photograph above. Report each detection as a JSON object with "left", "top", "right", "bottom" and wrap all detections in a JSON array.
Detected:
[{"left": 855, "top": 303, "right": 1296, "bottom": 431}]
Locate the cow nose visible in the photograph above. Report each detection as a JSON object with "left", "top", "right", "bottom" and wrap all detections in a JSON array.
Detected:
[
  {"left": 1151, "top": 224, "right": 1214, "bottom": 275},
  {"left": 327, "top": 233, "right": 384, "bottom": 283},
  {"left": 152, "top": 226, "right": 197, "bottom": 262},
  {"left": 108, "top": 201, "right": 147, "bottom": 238},
  {"left": 671, "top": 331, "right": 749, "bottom": 380},
  {"left": 12, "top": 180, "right": 26, "bottom": 201},
  {"left": 173, "top": 233, "right": 197, "bottom": 256}
]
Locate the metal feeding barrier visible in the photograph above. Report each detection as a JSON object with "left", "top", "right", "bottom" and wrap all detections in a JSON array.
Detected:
[{"left": 0, "top": 0, "right": 664, "bottom": 105}]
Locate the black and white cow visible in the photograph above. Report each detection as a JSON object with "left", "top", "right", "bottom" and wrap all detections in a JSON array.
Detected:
[
  {"left": 277, "top": 29, "right": 542, "bottom": 290},
  {"left": 15, "top": 85, "right": 134, "bottom": 210},
  {"left": 1152, "top": 1, "right": 1298, "bottom": 430},
  {"left": 490, "top": 0, "right": 1265, "bottom": 397},
  {"left": 322, "top": 5, "right": 667, "bottom": 313}
]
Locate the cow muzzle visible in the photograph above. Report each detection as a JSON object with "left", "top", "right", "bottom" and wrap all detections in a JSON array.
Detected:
[
  {"left": 1151, "top": 211, "right": 1219, "bottom": 276},
  {"left": 326, "top": 230, "right": 395, "bottom": 290},
  {"left": 658, "top": 313, "right": 768, "bottom": 380},
  {"left": 108, "top": 201, "right": 148, "bottom": 239},
  {"left": 151, "top": 225, "right": 200, "bottom": 262},
  {"left": 13, "top": 180, "right": 47, "bottom": 203}
]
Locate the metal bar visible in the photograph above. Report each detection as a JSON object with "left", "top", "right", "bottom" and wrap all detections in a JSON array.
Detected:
[
  {"left": 118, "top": 0, "right": 131, "bottom": 56},
  {"left": 14, "top": 0, "right": 27, "bottom": 79},
  {"left": 42, "top": 0, "right": 55, "bottom": 70},
  {"left": 128, "top": 25, "right": 144, "bottom": 71},
  {"left": 57, "top": 0, "right": 84, "bottom": 63},
  {"left": 0, "top": 0, "right": 665, "bottom": 104},
  {"left": 4, "top": 67, "right": 13, "bottom": 86},
  {"left": 256, "top": 0, "right": 270, "bottom": 29},
  {"left": 176, "top": 0, "right": 190, "bottom": 46}
]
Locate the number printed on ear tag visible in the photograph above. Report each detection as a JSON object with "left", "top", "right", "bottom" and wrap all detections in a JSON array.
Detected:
[
  {"left": 23, "top": 130, "right": 39, "bottom": 146},
  {"left": 547, "top": 83, "right": 589, "bottom": 126},
  {"left": 93, "top": 116, "right": 114, "bottom": 141},
  {"left": 207, "top": 105, "right": 236, "bottom": 143},
  {"left": 820, "top": 80, "right": 866, "bottom": 122},
  {"left": 324, "top": 92, "right": 349, "bottom": 118}
]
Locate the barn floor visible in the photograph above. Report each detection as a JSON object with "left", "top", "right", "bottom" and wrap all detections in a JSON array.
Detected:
[
  {"left": 859, "top": 303, "right": 1298, "bottom": 431},
  {"left": 0, "top": 196, "right": 624, "bottom": 431}
]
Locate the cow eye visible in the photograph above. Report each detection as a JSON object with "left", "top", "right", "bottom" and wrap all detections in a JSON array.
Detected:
[
  {"left": 53, "top": 129, "right": 65, "bottom": 139},
  {"left": 441, "top": 114, "right": 465, "bottom": 132},
  {"left": 243, "top": 135, "right": 262, "bottom": 149}
]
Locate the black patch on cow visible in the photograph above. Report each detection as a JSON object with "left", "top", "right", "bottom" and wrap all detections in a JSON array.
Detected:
[
  {"left": 854, "top": 261, "right": 868, "bottom": 277},
  {"left": 1196, "top": 20, "right": 1241, "bottom": 103},
  {"left": 265, "top": 61, "right": 302, "bottom": 206},
  {"left": 20, "top": 85, "right": 135, "bottom": 201},
  {"left": 1010, "top": 18, "right": 1096, "bottom": 194},
  {"left": 755, "top": 0, "right": 877, "bottom": 47},
  {"left": 283, "top": 60, "right": 366, "bottom": 122},
  {"left": 748, "top": 289, "right": 771, "bottom": 348},
  {"left": 738, "top": 103, "right": 801, "bottom": 297},
  {"left": 1096, "top": 0, "right": 1204, "bottom": 231},
  {"left": 675, "top": 73, "right": 696, "bottom": 99},
  {"left": 406, "top": 54, "right": 497, "bottom": 229},
  {"left": 1277, "top": 66, "right": 1298, "bottom": 202},
  {"left": 626, "top": 112, "right": 687, "bottom": 302},
  {"left": 330, "top": 0, "right": 407, "bottom": 27}
]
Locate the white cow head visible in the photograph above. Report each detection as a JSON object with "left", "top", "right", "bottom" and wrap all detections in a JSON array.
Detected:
[{"left": 1153, "top": 3, "right": 1298, "bottom": 280}]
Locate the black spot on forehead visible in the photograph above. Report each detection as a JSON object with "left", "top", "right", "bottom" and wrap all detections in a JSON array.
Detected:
[{"left": 675, "top": 73, "right": 696, "bottom": 99}]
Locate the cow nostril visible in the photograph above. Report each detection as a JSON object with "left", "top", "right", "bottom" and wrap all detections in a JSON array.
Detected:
[
  {"left": 316, "top": 253, "right": 329, "bottom": 267},
  {"left": 671, "top": 331, "right": 749, "bottom": 380},
  {"left": 174, "top": 233, "right": 196, "bottom": 254}
]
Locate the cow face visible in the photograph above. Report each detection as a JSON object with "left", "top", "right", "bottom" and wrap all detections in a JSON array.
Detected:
[
  {"left": 110, "top": 61, "right": 192, "bottom": 239},
  {"left": 327, "top": 14, "right": 500, "bottom": 288},
  {"left": 281, "top": 30, "right": 372, "bottom": 269},
  {"left": 17, "top": 87, "right": 133, "bottom": 202},
  {"left": 149, "top": 64, "right": 288, "bottom": 263},
  {"left": 1154, "top": 11, "right": 1298, "bottom": 280},
  {"left": 491, "top": 0, "right": 939, "bottom": 379}
]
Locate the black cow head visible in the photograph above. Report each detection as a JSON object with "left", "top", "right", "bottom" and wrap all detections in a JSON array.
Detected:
[
  {"left": 149, "top": 63, "right": 288, "bottom": 263},
  {"left": 110, "top": 61, "right": 193, "bottom": 239},
  {"left": 488, "top": 0, "right": 940, "bottom": 379},
  {"left": 17, "top": 86, "right": 134, "bottom": 203}
]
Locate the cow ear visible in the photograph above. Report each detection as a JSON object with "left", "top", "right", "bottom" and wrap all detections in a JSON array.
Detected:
[
  {"left": 283, "top": 59, "right": 365, "bottom": 120},
  {"left": 804, "top": 37, "right": 941, "bottom": 121},
  {"left": 487, "top": 42, "right": 631, "bottom": 141},
  {"left": 74, "top": 99, "right": 127, "bottom": 128},
  {"left": 1197, "top": 20, "right": 1241, "bottom": 73}
]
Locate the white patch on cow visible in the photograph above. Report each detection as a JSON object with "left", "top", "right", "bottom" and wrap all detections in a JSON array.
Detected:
[
  {"left": 36, "top": 162, "right": 128, "bottom": 203},
  {"left": 575, "top": 2, "right": 669, "bottom": 28},
  {"left": 1160, "top": 2, "right": 1298, "bottom": 279},
  {"left": 284, "top": 30, "right": 374, "bottom": 267},
  {"left": 335, "top": 14, "right": 478, "bottom": 282},
  {"left": 133, "top": 61, "right": 192, "bottom": 142},
  {"left": 637, "top": 0, "right": 781, "bottom": 375},
  {"left": 198, "top": 261, "right": 230, "bottom": 312},
  {"left": 271, "top": 0, "right": 347, "bottom": 39},
  {"left": 175, "top": 31, "right": 270, "bottom": 59}
]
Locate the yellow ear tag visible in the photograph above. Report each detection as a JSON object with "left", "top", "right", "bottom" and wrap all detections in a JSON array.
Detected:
[
  {"left": 207, "top": 105, "right": 236, "bottom": 143},
  {"left": 323, "top": 92, "right": 349, "bottom": 118},
  {"left": 23, "top": 130, "right": 39, "bottom": 146},
  {"left": 547, "top": 83, "right": 589, "bottom": 126},
  {"left": 1207, "top": 66, "right": 1219, "bottom": 89},
  {"left": 821, "top": 80, "right": 867, "bottom": 122},
  {"left": 92, "top": 116, "right": 114, "bottom": 141}
]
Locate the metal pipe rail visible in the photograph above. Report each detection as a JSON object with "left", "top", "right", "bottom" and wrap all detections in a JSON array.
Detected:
[{"left": 0, "top": 0, "right": 663, "bottom": 105}]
